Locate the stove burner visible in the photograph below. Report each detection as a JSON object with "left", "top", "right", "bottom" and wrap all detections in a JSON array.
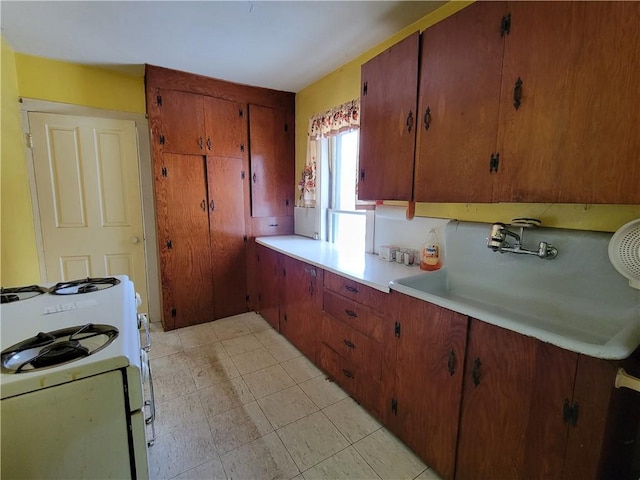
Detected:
[
  {"left": 0, "top": 285, "right": 48, "bottom": 303},
  {"left": 1, "top": 324, "right": 119, "bottom": 373},
  {"left": 50, "top": 277, "right": 120, "bottom": 295}
]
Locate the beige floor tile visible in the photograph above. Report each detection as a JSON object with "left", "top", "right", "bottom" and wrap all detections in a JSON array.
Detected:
[
  {"left": 265, "top": 339, "right": 304, "bottom": 362},
  {"left": 281, "top": 355, "right": 323, "bottom": 384},
  {"left": 149, "top": 351, "right": 191, "bottom": 378},
  {"left": 212, "top": 315, "right": 252, "bottom": 340},
  {"left": 302, "top": 446, "right": 381, "bottom": 480},
  {"left": 183, "top": 342, "right": 229, "bottom": 368},
  {"left": 257, "top": 385, "right": 319, "bottom": 429},
  {"left": 322, "top": 397, "right": 381, "bottom": 444},
  {"left": 414, "top": 468, "right": 443, "bottom": 480},
  {"left": 230, "top": 346, "right": 279, "bottom": 375},
  {"left": 153, "top": 370, "right": 197, "bottom": 403},
  {"left": 177, "top": 323, "right": 219, "bottom": 349},
  {"left": 222, "top": 333, "right": 263, "bottom": 356},
  {"left": 220, "top": 431, "right": 299, "bottom": 480},
  {"left": 192, "top": 356, "right": 240, "bottom": 389},
  {"left": 154, "top": 391, "right": 206, "bottom": 437},
  {"left": 243, "top": 364, "right": 296, "bottom": 399},
  {"left": 277, "top": 411, "right": 350, "bottom": 472},
  {"left": 147, "top": 420, "right": 217, "bottom": 480},
  {"left": 148, "top": 330, "right": 183, "bottom": 359},
  {"left": 255, "top": 328, "right": 285, "bottom": 347},
  {"left": 242, "top": 312, "right": 273, "bottom": 333},
  {"left": 172, "top": 458, "right": 227, "bottom": 480},
  {"left": 353, "top": 429, "right": 427, "bottom": 480},
  {"left": 198, "top": 377, "right": 255, "bottom": 418},
  {"left": 298, "top": 376, "right": 348, "bottom": 409},
  {"left": 208, "top": 401, "right": 274, "bottom": 454}
]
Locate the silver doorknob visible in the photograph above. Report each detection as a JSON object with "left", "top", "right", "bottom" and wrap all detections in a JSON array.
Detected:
[{"left": 131, "top": 236, "right": 140, "bottom": 244}]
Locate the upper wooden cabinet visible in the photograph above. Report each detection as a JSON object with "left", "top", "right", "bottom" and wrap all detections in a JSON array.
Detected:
[
  {"left": 156, "top": 89, "right": 247, "bottom": 158},
  {"left": 248, "top": 104, "right": 295, "bottom": 217},
  {"left": 358, "top": 31, "right": 419, "bottom": 201},
  {"left": 366, "top": 2, "right": 639, "bottom": 204}
]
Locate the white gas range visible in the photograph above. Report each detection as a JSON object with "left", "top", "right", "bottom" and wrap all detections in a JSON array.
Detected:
[{"left": 0, "top": 275, "right": 154, "bottom": 479}]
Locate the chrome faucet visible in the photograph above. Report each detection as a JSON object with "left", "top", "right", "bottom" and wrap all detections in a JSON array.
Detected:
[{"left": 487, "top": 222, "right": 558, "bottom": 259}]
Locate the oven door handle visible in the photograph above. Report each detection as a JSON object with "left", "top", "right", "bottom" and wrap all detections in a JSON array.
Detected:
[
  {"left": 138, "top": 313, "right": 151, "bottom": 352},
  {"left": 140, "top": 350, "right": 156, "bottom": 447}
]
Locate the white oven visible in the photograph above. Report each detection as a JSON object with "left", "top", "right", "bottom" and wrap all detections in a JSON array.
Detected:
[{"left": 0, "top": 275, "right": 155, "bottom": 479}]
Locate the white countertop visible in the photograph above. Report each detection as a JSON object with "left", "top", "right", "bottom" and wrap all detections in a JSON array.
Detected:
[{"left": 256, "top": 235, "right": 417, "bottom": 293}]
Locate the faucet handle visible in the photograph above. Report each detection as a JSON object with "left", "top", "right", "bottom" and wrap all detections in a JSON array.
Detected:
[{"left": 487, "top": 223, "right": 507, "bottom": 251}]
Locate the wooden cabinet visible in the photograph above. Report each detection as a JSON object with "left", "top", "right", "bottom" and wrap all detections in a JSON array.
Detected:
[
  {"left": 248, "top": 104, "right": 295, "bottom": 217},
  {"left": 255, "top": 243, "right": 282, "bottom": 330},
  {"left": 280, "top": 256, "right": 323, "bottom": 363},
  {"left": 358, "top": 31, "right": 419, "bottom": 201},
  {"left": 388, "top": 293, "right": 469, "bottom": 480},
  {"left": 456, "top": 318, "right": 640, "bottom": 480},
  {"left": 156, "top": 89, "right": 246, "bottom": 159},
  {"left": 319, "top": 273, "right": 390, "bottom": 420}
]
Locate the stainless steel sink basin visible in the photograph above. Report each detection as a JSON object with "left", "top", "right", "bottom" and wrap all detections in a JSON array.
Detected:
[{"left": 389, "top": 222, "right": 640, "bottom": 359}]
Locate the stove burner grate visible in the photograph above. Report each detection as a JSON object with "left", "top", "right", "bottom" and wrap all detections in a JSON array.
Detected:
[
  {"left": 1, "top": 324, "right": 119, "bottom": 373},
  {"left": 0, "top": 285, "right": 48, "bottom": 303},
  {"left": 50, "top": 277, "right": 121, "bottom": 295}
]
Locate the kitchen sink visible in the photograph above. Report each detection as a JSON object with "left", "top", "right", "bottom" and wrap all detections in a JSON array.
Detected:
[{"left": 389, "top": 222, "right": 640, "bottom": 360}]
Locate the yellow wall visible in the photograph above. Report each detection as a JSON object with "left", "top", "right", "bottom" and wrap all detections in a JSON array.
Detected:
[
  {"left": 295, "top": 2, "right": 639, "bottom": 232},
  {"left": 1, "top": 38, "right": 40, "bottom": 285},
  {"left": 0, "top": 43, "right": 146, "bottom": 286}
]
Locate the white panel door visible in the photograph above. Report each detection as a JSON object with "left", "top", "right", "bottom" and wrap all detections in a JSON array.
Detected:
[{"left": 29, "top": 113, "right": 148, "bottom": 311}]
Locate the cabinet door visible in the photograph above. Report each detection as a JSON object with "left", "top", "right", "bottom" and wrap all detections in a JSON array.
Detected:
[
  {"left": 456, "top": 319, "right": 577, "bottom": 480},
  {"left": 158, "top": 90, "right": 205, "bottom": 155},
  {"left": 203, "top": 97, "right": 247, "bottom": 159},
  {"left": 494, "top": 2, "right": 640, "bottom": 204},
  {"left": 248, "top": 104, "right": 294, "bottom": 217},
  {"left": 206, "top": 156, "right": 248, "bottom": 319},
  {"left": 255, "top": 244, "right": 281, "bottom": 330},
  {"left": 358, "top": 32, "right": 419, "bottom": 201},
  {"left": 162, "top": 154, "right": 215, "bottom": 328},
  {"left": 281, "top": 256, "right": 321, "bottom": 362},
  {"left": 414, "top": 2, "right": 505, "bottom": 203},
  {"left": 391, "top": 294, "right": 468, "bottom": 480}
]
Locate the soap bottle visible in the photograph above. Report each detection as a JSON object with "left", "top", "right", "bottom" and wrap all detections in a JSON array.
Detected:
[{"left": 420, "top": 228, "right": 442, "bottom": 271}]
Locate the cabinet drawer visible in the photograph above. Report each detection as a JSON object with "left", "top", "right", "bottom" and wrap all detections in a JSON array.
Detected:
[
  {"left": 322, "top": 314, "right": 382, "bottom": 380},
  {"left": 319, "top": 344, "right": 358, "bottom": 396},
  {"left": 323, "top": 271, "right": 387, "bottom": 315},
  {"left": 323, "top": 290, "right": 384, "bottom": 342},
  {"left": 251, "top": 216, "right": 294, "bottom": 236}
]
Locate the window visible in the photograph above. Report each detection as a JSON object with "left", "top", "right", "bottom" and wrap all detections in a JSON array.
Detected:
[{"left": 327, "top": 130, "right": 366, "bottom": 251}]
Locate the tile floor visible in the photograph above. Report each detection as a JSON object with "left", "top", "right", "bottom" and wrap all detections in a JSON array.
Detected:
[{"left": 145, "top": 312, "right": 443, "bottom": 480}]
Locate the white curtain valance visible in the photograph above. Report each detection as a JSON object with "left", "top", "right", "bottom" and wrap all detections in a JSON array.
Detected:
[{"left": 308, "top": 98, "right": 360, "bottom": 139}]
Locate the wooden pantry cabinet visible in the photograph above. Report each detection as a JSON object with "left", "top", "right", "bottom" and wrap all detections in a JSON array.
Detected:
[
  {"left": 362, "top": 2, "right": 640, "bottom": 204},
  {"left": 146, "top": 65, "right": 295, "bottom": 329}
]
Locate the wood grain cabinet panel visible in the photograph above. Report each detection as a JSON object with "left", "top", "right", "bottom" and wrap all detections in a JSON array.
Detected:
[
  {"left": 358, "top": 31, "right": 419, "bottom": 201},
  {"left": 203, "top": 96, "right": 246, "bottom": 159},
  {"left": 255, "top": 244, "right": 282, "bottom": 330},
  {"left": 156, "top": 90, "right": 205, "bottom": 155}
]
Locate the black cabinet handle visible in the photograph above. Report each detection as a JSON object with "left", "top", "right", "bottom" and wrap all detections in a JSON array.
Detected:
[
  {"left": 513, "top": 77, "right": 523, "bottom": 110},
  {"left": 343, "top": 339, "right": 355, "bottom": 349},
  {"left": 423, "top": 106, "right": 431, "bottom": 130},
  {"left": 342, "top": 369, "right": 354, "bottom": 379},
  {"left": 344, "top": 285, "right": 358, "bottom": 294},
  {"left": 206, "top": 137, "right": 212, "bottom": 151},
  {"left": 406, "top": 110, "right": 414, "bottom": 133},
  {"left": 447, "top": 349, "right": 456, "bottom": 376},
  {"left": 253, "top": 172, "right": 257, "bottom": 184},
  {"left": 198, "top": 137, "right": 204, "bottom": 149},
  {"left": 360, "top": 169, "right": 365, "bottom": 182},
  {"left": 209, "top": 200, "right": 215, "bottom": 212},
  {"left": 472, "top": 358, "right": 482, "bottom": 386},
  {"left": 344, "top": 309, "right": 358, "bottom": 318},
  {"left": 200, "top": 199, "right": 206, "bottom": 212}
]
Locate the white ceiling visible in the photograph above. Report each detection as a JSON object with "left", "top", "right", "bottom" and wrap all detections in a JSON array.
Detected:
[{"left": 1, "top": 1, "right": 444, "bottom": 93}]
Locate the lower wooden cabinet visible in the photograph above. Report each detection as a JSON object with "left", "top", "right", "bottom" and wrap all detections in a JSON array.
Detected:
[{"left": 255, "top": 244, "right": 282, "bottom": 330}]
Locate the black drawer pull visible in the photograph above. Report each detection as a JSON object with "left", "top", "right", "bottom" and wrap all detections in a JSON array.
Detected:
[
  {"left": 344, "top": 309, "right": 358, "bottom": 318},
  {"left": 342, "top": 369, "right": 354, "bottom": 379},
  {"left": 343, "top": 339, "right": 355, "bottom": 349},
  {"left": 344, "top": 285, "right": 358, "bottom": 293}
]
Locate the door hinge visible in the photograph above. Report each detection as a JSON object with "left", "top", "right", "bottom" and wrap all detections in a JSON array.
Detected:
[
  {"left": 501, "top": 13, "right": 511, "bottom": 37},
  {"left": 285, "top": 199, "right": 290, "bottom": 207},
  {"left": 284, "top": 123, "right": 288, "bottom": 133},
  {"left": 162, "top": 166, "right": 168, "bottom": 177},
  {"left": 243, "top": 235, "right": 248, "bottom": 243},
  {"left": 490, "top": 153, "right": 500, "bottom": 173},
  {"left": 563, "top": 400, "right": 579, "bottom": 426},
  {"left": 391, "top": 398, "right": 398, "bottom": 415},
  {"left": 166, "top": 239, "right": 173, "bottom": 249},
  {"left": 394, "top": 321, "right": 401, "bottom": 338},
  {"left": 159, "top": 135, "right": 165, "bottom": 145},
  {"left": 241, "top": 171, "right": 246, "bottom": 179},
  {"left": 171, "top": 307, "right": 177, "bottom": 317},
  {"left": 239, "top": 108, "right": 244, "bottom": 118},
  {"left": 156, "top": 95, "right": 162, "bottom": 106},
  {"left": 25, "top": 133, "right": 33, "bottom": 148},
  {"left": 363, "top": 82, "right": 368, "bottom": 96},
  {"left": 284, "top": 314, "right": 288, "bottom": 322},
  {"left": 245, "top": 294, "right": 250, "bottom": 302},
  {"left": 360, "top": 169, "right": 365, "bottom": 182}
]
